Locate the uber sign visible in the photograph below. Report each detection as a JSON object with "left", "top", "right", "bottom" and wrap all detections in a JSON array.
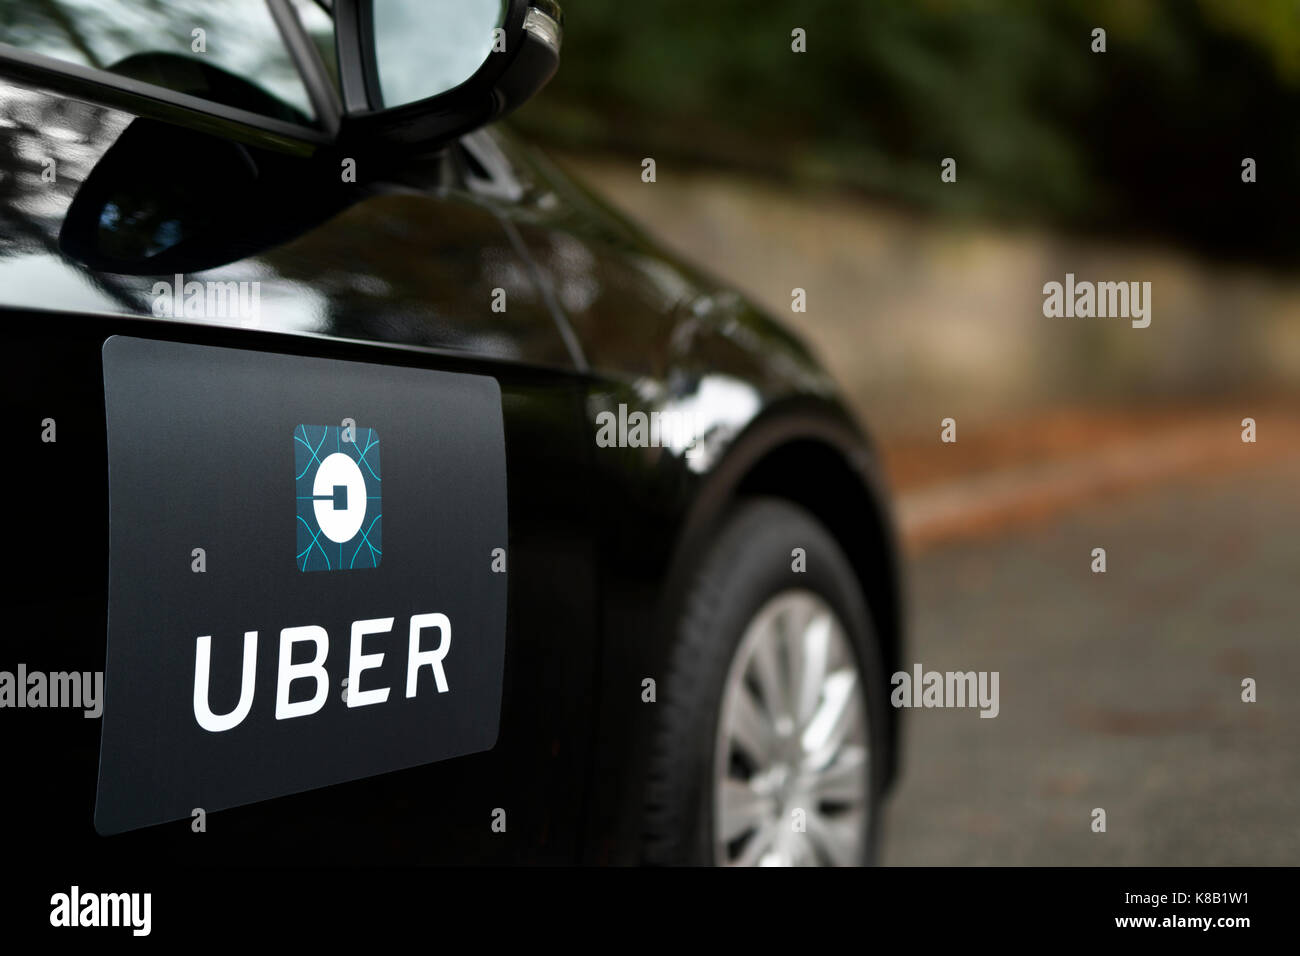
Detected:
[{"left": 97, "top": 337, "right": 508, "bottom": 835}]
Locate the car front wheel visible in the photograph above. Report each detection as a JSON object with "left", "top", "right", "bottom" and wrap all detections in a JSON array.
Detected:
[{"left": 644, "top": 497, "right": 890, "bottom": 866}]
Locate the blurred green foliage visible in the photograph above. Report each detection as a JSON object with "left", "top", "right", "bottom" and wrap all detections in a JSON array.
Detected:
[{"left": 517, "top": 0, "right": 1300, "bottom": 262}]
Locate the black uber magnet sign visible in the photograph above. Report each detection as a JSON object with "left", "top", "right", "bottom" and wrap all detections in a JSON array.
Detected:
[{"left": 96, "top": 336, "right": 507, "bottom": 835}]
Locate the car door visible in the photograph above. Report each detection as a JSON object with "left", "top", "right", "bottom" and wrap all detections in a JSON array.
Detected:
[{"left": 0, "top": 0, "right": 598, "bottom": 863}]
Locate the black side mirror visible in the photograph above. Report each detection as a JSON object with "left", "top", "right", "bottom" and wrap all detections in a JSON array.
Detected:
[
  {"left": 60, "top": 117, "right": 349, "bottom": 276},
  {"left": 334, "top": 0, "right": 562, "bottom": 149}
]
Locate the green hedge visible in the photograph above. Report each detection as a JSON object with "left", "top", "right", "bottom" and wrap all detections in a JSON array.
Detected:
[{"left": 517, "top": 0, "right": 1300, "bottom": 264}]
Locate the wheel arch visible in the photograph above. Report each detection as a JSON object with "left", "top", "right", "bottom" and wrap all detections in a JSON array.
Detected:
[{"left": 659, "top": 396, "right": 906, "bottom": 789}]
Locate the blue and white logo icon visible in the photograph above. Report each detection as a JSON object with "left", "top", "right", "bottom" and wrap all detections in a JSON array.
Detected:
[{"left": 295, "top": 424, "right": 382, "bottom": 571}]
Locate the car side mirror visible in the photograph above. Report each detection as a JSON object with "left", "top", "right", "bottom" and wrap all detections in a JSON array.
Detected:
[
  {"left": 59, "top": 116, "right": 350, "bottom": 276},
  {"left": 334, "top": 0, "right": 562, "bottom": 149}
]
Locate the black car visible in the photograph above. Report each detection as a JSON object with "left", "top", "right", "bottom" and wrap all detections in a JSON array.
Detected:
[{"left": 0, "top": 0, "right": 902, "bottom": 866}]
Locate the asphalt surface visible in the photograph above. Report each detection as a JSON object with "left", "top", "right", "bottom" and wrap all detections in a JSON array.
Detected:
[{"left": 880, "top": 453, "right": 1300, "bottom": 865}]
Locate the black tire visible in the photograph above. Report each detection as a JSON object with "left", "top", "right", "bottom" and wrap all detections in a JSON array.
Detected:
[{"left": 643, "top": 496, "right": 891, "bottom": 865}]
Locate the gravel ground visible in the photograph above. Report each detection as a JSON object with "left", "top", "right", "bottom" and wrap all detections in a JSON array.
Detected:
[{"left": 880, "top": 454, "right": 1300, "bottom": 865}]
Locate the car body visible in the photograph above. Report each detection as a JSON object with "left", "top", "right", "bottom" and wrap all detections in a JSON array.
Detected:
[{"left": 0, "top": 0, "right": 902, "bottom": 864}]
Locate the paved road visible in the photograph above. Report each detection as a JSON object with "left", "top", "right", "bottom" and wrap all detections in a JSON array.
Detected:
[{"left": 880, "top": 454, "right": 1300, "bottom": 865}]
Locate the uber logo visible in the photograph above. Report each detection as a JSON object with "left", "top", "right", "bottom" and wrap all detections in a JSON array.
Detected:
[
  {"left": 295, "top": 424, "right": 382, "bottom": 571},
  {"left": 193, "top": 614, "right": 452, "bottom": 732}
]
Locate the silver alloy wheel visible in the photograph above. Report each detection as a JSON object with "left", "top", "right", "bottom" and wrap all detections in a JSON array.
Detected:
[{"left": 713, "top": 589, "right": 870, "bottom": 866}]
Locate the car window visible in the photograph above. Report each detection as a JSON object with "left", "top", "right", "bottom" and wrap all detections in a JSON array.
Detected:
[{"left": 0, "top": 0, "right": 316, "bottom": 125}]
